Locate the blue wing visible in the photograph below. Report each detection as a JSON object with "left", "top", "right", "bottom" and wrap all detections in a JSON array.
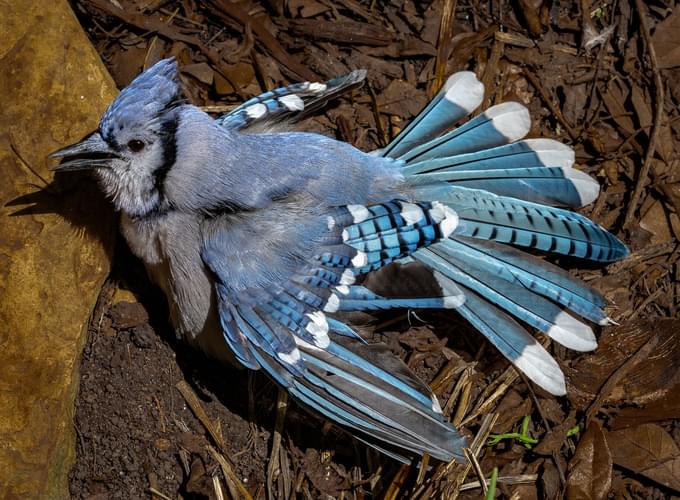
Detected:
[
  {"left": 200, "top": 203, "right": 467, "bottom": 462},
  {"left": 198, "top": 69, "right": 629, "bottom": 462},
  {"left": 216, "top": 70, "right": 366, "bottom": 131}
]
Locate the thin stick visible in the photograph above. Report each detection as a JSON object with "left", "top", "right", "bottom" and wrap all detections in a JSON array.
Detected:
[
  {"left": 208, "top": 445, "right": 255, "bottom": 500},
  {"left": 176, "top": 381, "right": 226, "bottom": 452},
  {"left": 624, "top": 0, "right": 665, "bottom": 228},
  {"left": 459, "top": 474, "right": 539, "bottom": 491},
  {"left": 267, "top": 389, "right": 288, "bottom": 499},
  {"left": 432, "top": 0, "right": 458, "bottom": 95},
  {"left": 463, "top": 448, "right": 488, "bottom": 496}
]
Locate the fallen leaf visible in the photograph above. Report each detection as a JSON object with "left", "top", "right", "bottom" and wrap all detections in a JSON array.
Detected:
[
  {"left": 377, "top": 80, "right": 428, "bottom": 118},
  {"left": 651, "top": 6, "right": 680, "bottom": 69},
  {"left": 606, "top": 424, "right": 680, "bottom": 493},
  {"left": 640, "top": 200, "right": 673, "bottom": 244},
  {"left": 182, "top": 62, "right": 214, "bottom": 85},
  {"left": 567, "top": 319, "right": 680, "bottom": 409},
  {"left": 566, "top": 421, "right": 612, "bottom": 500},
  {"left": 533, "top": 415, "right": 577, "bottom": 456},
  {"left": 611, "top": 383, "right": 680, "bottom": 430}
]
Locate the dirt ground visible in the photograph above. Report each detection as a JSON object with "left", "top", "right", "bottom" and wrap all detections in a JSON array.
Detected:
[{"left": 67, "top": 0, "right": 680, "bottom": 498}]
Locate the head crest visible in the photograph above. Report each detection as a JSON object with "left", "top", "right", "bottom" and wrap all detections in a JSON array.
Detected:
[{"left": 99, "top": 58, "right": 183, "bottom": 142}]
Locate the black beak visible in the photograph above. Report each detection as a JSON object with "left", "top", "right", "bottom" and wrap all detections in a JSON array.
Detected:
[{"left": 49, "top": 132, "right": 119, "bottom": 172}]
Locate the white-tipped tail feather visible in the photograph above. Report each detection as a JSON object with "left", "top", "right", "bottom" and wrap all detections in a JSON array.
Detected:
[{"left": 443, "top": 72, "right": 485, "bottom": 114}]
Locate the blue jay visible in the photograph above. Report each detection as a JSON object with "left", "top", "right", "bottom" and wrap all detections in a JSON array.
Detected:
[{"left": 51, "top": 58, "right": 628, "bottom": 463}]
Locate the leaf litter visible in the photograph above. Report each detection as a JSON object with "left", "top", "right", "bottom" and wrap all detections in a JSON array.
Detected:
[{"left": 65, "top": 0, "right": 680, "bottom": 498}]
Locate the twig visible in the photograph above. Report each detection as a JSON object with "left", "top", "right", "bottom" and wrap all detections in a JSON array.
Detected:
[
  {"left": 463, "top": 448, "right": 488, "bottom": 496},
  {"left": 148, "top": 487, "right": 173, "bottom": 500},
  {"left": 623, "top": 0, "right": 665, "bottom": 228},
  {"left": 415, "top": 453, "right": 430, "bottom": 486},
  {"left": 266, "top": 388, "right": 288, "bottom": 500},
  {"left": 208, "top": 445, "right": 255, "bottom": 500},
  {"left": 432, "top": 0, "right": 458, "bottom": 95},
  {"left": 459, "top": 473, "right": 538, "bottom": 492},
  {"left": 213, "top": 475, "right": 225, "bottom": 500},
  {"left": 176, "top": 381, "right": 226, "bottom": 452}
]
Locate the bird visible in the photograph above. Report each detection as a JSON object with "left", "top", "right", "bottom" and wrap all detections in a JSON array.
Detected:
[{"left": 51, "top": 58, "right": 628, "bottom": 463}]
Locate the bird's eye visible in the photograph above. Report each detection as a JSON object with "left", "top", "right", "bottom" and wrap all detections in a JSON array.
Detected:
[{"left": 127, "top": 139, "right": 145, "bottom": 152}]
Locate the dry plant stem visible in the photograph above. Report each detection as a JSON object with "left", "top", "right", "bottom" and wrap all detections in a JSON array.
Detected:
[
  {"left": 461, "top": 366, "right": 519, "bottom": 426},
  {"left": 267, "top": 388, "right": 289, "bottom": 500},
  {"left": 415, "top": 453, "right": 430, "bottom": 486},
  {"left": 452, "top": 377, "right": 472, "bottom": 427},
  {"left": 148, "top": 487, "right": 174, "bottom": 500},
  {"left": 463, "top": 448, "right": 488, "bottom": 496},
  {"left": 213, "top": 475, "right": 226, "bottom": 500},
  {"left": 623, "top": 0, "right": 665, "bottom": 228},
  {"left": 443, "top": 365, "right": 472, "bottom": 416},
  {"left": 208, "top": 445, "right": 255, "bottom": 500},
  {"left": 459, "top": 474, "right": 538, "bottom": 492},
  {"left": 382, "top": 464, "right": 410, "bottom": 500},
  {"left": 585, "top": 334, "right": 659, "bottom": 425},
  {"left": 176, "top": 380, "right": 227, "bottom": 452},
  {"left": 446, "top": 413, "right": 499, "bottom": 498},
  {"left": 481, "top": 39, "right": 504, "bottom": 108},
  {"left": 432, "top": 0, "right": 458, "bottom": 95}
]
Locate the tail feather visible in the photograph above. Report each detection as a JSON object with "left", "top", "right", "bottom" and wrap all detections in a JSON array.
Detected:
[
  {"left": 291, "top": 338, "right": 467, "bottom": 462},
  {"left": 414, "top": 166, "right": 599, "bottom": 208},
  {"left": 398, "top": 102, "right": 531, "bottom": 163},
  {"left": 383, "top": 72, "right": 484, "bottom": 158},
  {"left": 420, "top": 245, "right": 597, "bottom": 351},
  {"left": 434, "top": 275, "right": 567, "bottom": 396},
  {"left": 443, "top": 237, "right": 609, "bottom": 325},
  {"left": 410, "top": 185, "right": 627, "bottom": 262},
  {"left": 402, "top": 139, "right": 575, "bottom": 175}
]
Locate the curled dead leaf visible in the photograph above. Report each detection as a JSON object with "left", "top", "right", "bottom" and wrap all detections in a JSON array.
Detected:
[{"left": 566, "top": 421, "right": 612, "bottom": 500}]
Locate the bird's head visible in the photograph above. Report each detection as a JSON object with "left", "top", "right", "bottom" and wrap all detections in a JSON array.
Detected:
[{"left": 50, "top": 58, "right": 183, "bottom": 217}]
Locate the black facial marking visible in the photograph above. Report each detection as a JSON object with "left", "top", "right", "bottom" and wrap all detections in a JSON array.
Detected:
[{"left": 152, "top": 113, "right": 179, "bottom": 201}]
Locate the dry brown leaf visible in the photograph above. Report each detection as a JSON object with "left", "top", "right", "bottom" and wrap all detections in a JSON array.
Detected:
[
  {"left": 377, "top": 80, "right": 429, "bottom": 119},
  {"left": 651, "top": 6, "right": 680, "bottom": 69},
  {"left": 606, "top": 424, "right": 680, "bottom": 493},
  {"left": 567, "top": 319, "right": 680, "bottom": 409},
  {"left": 182, "top": 62, "right": 215, "bottom": 85},
  {"left": 640, "top": 200, "right": 674, "bottom": 244},
  {"left": 566, "top": 421, "right": 612, "bottom": 500},
  {"left": 611, "top": 383, "right": 680, "bottom": 430}
]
